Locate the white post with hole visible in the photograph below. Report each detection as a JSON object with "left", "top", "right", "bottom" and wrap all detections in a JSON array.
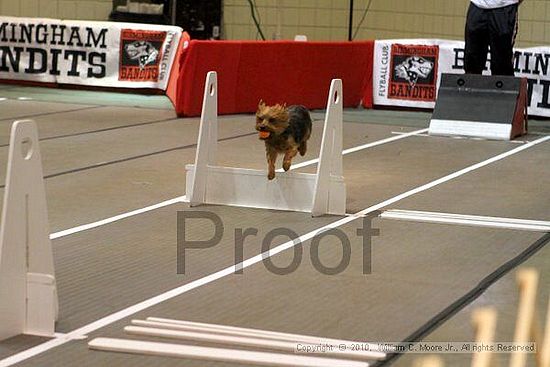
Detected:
[
  {"left": 185, "top": 71, "right": 345, "bottom": 216},
  {"left": 0, "top": 120, "right": 58, "bottom": 340},
  {"left": 188, "top": 71, "right": 218, "bottom": 207},
  {"left": 311, "top": 79, "right": 344, "bottom": 216}
]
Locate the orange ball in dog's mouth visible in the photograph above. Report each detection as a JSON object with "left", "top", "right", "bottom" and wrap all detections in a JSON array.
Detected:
[{"left": 258, "top": 131, "right": 270, "bottom": 139}]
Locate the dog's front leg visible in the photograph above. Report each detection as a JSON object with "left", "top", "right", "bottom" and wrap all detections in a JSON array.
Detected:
[
  {"left": 282, "top": 148, "right": 298, "bottom": 171},
  {"left": 266, "top": 146, "right": 278, "bottom": 180}
]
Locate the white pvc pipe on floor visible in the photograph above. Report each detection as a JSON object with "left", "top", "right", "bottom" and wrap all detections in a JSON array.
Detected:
[
  {"left": 126, "top": 324, "right": 383, "bottom": 361},
  {"left": 144, "top": 317, "right": 387, "bottom": 358},
  {"left": 381, "top": 209, "right": 550, "bottom": 232},
  {"left": 88, "top": 337, "right": 370, "bottom": 367}
]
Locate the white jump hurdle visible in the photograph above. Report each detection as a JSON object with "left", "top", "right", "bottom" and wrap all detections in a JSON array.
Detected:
[
  {"left": 0, "top": 120, "right": 58, "bottom": 340},
  {"left": 185, "top": 71, "right": 346, "bottom": 216}
]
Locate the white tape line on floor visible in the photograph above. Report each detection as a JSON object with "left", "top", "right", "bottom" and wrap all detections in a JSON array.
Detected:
[{"left": 50, "top": 196, "right": 187, "bottom": 240}]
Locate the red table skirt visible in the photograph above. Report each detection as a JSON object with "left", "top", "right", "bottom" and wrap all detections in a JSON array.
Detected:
[{"left": 173, "top": 40, "right": 374, "bottom": 117}]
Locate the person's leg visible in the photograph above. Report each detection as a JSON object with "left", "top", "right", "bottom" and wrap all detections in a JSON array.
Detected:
[
  {"left": 488, "top": 3, "right": 518, "bottom": 76},
  {"left": 464, "top": 2, "right": 489, "bottom": 74}
]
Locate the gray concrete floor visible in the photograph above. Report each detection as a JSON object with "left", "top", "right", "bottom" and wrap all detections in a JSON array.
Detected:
[{"left": 0, "top": 85, "right": 548, "bottom": 367}]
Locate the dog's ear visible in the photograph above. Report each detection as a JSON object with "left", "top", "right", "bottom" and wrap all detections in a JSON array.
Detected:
[{"left": 256, "top": 100, "right": 266, "bottom": 116}]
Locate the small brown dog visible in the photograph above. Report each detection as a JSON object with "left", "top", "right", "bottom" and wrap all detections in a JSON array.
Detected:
[{"left": 255, "top": 101, "right": 312, "bottom": 180}]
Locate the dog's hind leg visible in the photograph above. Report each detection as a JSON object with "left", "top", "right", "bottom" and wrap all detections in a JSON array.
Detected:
[
  {"left": 298, "top": 141, "right": 307, "bottom": 156},
  {"left": 266, "top": 146, "right": 278, "bottom": 180},
  {"left": 282, "top": 148, "right": 298, "bottom": 171}
]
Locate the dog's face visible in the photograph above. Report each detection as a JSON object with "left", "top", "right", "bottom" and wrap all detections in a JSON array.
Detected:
[{"left": 255, "top": 101, "right": 289, "bottom": 140}]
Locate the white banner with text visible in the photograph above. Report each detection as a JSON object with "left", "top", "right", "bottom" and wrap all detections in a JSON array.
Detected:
[
  {"left": 373, "top": 39, "right": 550, "bottom": 117},
  {"left": 0, "top": 16, "right": 182, "bottom": 90}
]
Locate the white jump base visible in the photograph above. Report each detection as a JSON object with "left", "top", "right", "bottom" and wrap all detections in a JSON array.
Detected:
[{"left": 185, "top": 165, "right": 345, "bottom": 214}]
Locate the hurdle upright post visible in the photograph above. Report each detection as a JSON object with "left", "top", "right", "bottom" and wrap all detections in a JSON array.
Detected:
[
  {"left": 412, "top": 356, "right": 444, "bottom": 367},
  {"left": 0, "top": 120, "right": 58, "bottom": 340},
  {"left": 510, "top": 268, "right": 540, "bottom": 367},
  {"left": 471, "top": 307, "right": 498, "bottom": 367},
  {"left": 312, "top": 78, "right": 344, "bottom": 217},
  {"left": 541, "top": 296, "right": 550, "bottom": 367},
  {"left": 189, "top": 71, "right": 218, "bottom": 206}
]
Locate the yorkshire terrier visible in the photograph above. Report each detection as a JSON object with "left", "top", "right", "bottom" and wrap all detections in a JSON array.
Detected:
[{"left": 255, "top": 101, "right": 312, "bottom": 180}]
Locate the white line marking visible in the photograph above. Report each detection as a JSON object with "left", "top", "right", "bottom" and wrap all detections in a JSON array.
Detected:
[
  {"left": 49, "top": 196, "right": 187, "bottom": 240},
  {"left": 390, "top": 131, "right": 528, "bottom": 144},
  {"left": 381, "top": 210, "right": 550, "bottom": 232},
  {"left": 278, "top": 128, "right": 428, "bottom": 172},
  {"left": 1, "top": 135, "right": 547, "bottom": 367},
  {"left": 52, "top": 332, "right": 88, "bottom": 340},
  {"left": 50, "top": 129, "right": 427, "bottom": 239}
]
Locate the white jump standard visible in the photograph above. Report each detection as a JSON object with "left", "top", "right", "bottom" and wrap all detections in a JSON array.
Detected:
[{"left": 0, "top": 120, "right": 58, "bottom": 340}]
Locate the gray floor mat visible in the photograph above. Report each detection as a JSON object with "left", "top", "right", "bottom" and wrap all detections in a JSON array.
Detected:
[
  {"left": 0, "top": 100, "right": 94, "bottom": 121},
  {"left": 0, "top": 86, "right": 548, "bottom": 367},
  {"left": 9, "top": 219, "right": 544, "bottom": 366},
  {"left": 0, "top": 105, "right": 177, "bottom": 146}
]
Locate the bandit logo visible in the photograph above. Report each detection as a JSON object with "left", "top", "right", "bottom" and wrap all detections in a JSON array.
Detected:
[
  {"left": 119, "top": 29, "right": 166, "bottom": 82},
  {"left": 389, "top": 44, "right": 439, "bottom": 102},
  {"left": 395, "top": 56, "right": 434, "bottom": 85},
  {"left": 125, "top": 41, "right": 158, "bottom": 69}
]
